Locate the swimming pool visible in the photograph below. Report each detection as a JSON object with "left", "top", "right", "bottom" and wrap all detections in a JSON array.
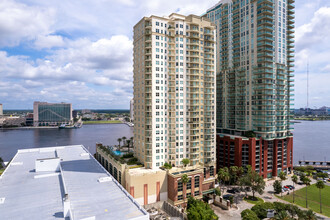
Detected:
[{"left": 113, "top": 150, "right": 124, "bottom": 156}]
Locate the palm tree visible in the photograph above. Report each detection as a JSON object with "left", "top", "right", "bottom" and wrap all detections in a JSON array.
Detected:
[
  {"left": 126, "top": 140, "right": 131, "bottom": 153},
  {"left": 117, "top": 138, "right": 122, "bottom": 147},
  {"left": 274, "top": 211, "right": 290, "bottom": 220},
  {"left": 291, "top": 175, "right": 298, "bottom": 203},
  {"left": 181, "top": 174, "right": 189, "bottom": 199},
  {"left": 122, "top": 136, "right": 127, "bottom": 146},
  {"left": 302, "top": 176, "right": 311, "bottom": 208},
  {"left": 218, "top": 168, "right": 230, "bottom": 195},
  {"left": 279, "top": 171, "right": 287, "bottom": 197},
  {"left": 230, "top": 166, "right": 238, "bottom": 184},
  {"left": 316, "top": 180, "right": 325, "bottom": 213},
  {"left": 304, "top": 209, "right": 317, "bottom": 220}
]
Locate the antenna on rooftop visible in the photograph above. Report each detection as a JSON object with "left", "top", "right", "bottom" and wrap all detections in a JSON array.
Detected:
[{"left": 307, "top": 61, "right": 309, "bottom": 109}]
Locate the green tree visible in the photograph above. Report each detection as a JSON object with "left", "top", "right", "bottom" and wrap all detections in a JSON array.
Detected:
[
  {"left": 181, "top": 174, "right": 189, "bottom": 197},
  {"left": 229, "top": 166, "right": 239, "bottom": 184},
  {"left": 251, "top": 202, "right": 274, "bottom": 219},
  {"left": 0, "top": 157, "right": 3, "bottom": 169},
  {"left": 182, "top": 158, "right": 190, "bottom": 167},
  {"left": 274, "top": 211, "right": 291, "bottom": 220},
  {"left": 246, "top": 169, "right": 266, "bottom": 199},
  {"left": 117, "top": 138, "right": 122, "bottom": 147},
  {"left": 214, "top": 188, "right": 221, "bottom": 196},
  {"left": 279, "top": 171, "right": 287, "bottom": 197},
  {"left": 218, "top": 167, "right": 230, "bottom": 194},
  {"left": 239, "top": 175, "right": 249, "bottom": 197},
  {"left": 126, "top": 140, "right": 131, "bottom": 153},
  {"left": 291, "top": 175, "right": 298, "bottom": 203},
  {"left": 316, "top": 180, "right": 325, "bottom": 213},
  {"left": 299, "top": 209, "right": 317, "bottom": 220},
  {"left": 273, "top": 180, "right": 282, "bottom": 194},
  {"left": 241, "top": 209, "right": 259, "bottom": 220},
  {"left": 163, "top": 162, "right": 172, "bottom": 170},
  {"left": 302, "top": 176, "right": 311, "bottom": 208},
  {"left": 287, "top": 204, "right": 300, "bottom": 219},
  {"left": 187, "top": 196, "right": 218, "bottom": 220},
  {"left": 122, "top": 136, "right": 127, "bottom": 146}
]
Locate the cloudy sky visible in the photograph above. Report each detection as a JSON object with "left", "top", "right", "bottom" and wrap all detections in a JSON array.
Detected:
[{"left": 0, "top": 0, "right": 329, "bottom": 109}]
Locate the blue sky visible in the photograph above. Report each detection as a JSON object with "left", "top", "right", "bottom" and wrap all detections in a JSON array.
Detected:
[{"left": 0, "top": 0, "right": 330, "bottom": 109}]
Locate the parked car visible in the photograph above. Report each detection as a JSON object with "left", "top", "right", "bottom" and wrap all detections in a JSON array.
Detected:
[
  {"left": 282, "top": 187, "right": 288, "bottom": 192},
  {"left": 223, "top": 194, "right": 232, "bottom": 200},
  {"left": 227, "top": 189, "right": 236, "bottom": 194},
  {"left": 284, "top": 185, "right": 289, "bottom": 189},
  {"left": 286, "top": 185, "right": 294, "bottom": 190}
]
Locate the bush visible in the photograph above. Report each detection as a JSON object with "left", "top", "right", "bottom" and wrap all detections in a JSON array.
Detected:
[
  {"left": 127, "top": 157, "right": 138, "bottom": 165},
  {"left": 122, "top": 153, "right": 134, "bottom": 158},
  {"left": 214, "top": 188, "right": 221, "bottom": 196},
  {"left": 251, "top": 202, "right": 274, "bottom": 219},
  {"left": 163, "top": 162, "right": 172, "bottom": 169},
  {"left": 245, "top": 130, "right": 256, "bottom": 138},
  {"left": 241, "top": 209, "right": 260, "bottom": 220},
  {"left": 273, "top": 202, "right": 288, "bottom": 213},
  {"left": 316, "top": 172, "right": 328, "bottom": 178},
  {"left": 187, "top": 196, "right": 218, "bottom": 220}
]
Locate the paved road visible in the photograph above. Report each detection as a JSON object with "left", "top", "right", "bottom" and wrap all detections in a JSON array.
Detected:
[{"left": 212, "top": 178, "right": 330, "bottom": 220}]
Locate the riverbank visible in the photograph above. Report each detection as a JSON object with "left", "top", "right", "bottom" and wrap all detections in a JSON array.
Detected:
[
  {"left": 1, "top": 126, "right": 59, "bottom": 130},
  {"left": 83, "top": 120, "right": 122, "bottom": 124},
  {"left": 294, "top": 117, "right": 330, "bottom": 121}
]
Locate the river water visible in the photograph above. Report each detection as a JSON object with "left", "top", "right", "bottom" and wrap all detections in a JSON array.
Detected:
[
  {"left": 0, "top": 124, "right": 133, "bottom": 162},
  {"left": 0, "top": 121, "right": 329, "bottom": 164}
]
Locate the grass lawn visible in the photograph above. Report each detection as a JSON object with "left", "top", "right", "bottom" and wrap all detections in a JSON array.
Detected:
[
  {"left": 0, "top": 168, "right": 5, "bottom": 176},
  {"left": 83, "top": 120, "right": 122, "bottom": 124},
  {"left": 279, "top": 184, "right": 330, "bottom": 217},
  {"left": 244, "top": 196, "right": 264, "bottom": 205}
]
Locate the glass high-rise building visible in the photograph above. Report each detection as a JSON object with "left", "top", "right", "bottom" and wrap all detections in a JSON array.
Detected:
[
  {"left": 206, "top": 0, "right": 294, "bottom": 178},
  {"left": 33, "top": 101, "right": 72, "bottom": 126}
]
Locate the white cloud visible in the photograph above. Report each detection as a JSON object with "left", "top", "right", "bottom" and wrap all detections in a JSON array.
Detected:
[
  {"left": 34, "top": 35, "right": 65, "bottom": 49},
  {"left": 0, "top": 0, "right": 56, "bottom": 47},
  {"left": 0, "top": 35, "right": 133, "bottom": 108}
]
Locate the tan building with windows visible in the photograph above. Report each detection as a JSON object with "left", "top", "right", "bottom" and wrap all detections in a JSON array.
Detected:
[
  {"left": 133, "top": 13, "right": 216, "bottom": 170},
  {"left": 96, "top": 13, "right": 218, "bottom": 207},
  {"left": 96, "top": 144, "right": 216, "bottom": 206}
]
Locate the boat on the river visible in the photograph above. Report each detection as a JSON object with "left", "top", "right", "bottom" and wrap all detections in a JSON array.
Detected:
[{"left": 59, "top": 124, "right": 75, "bottom": 129}]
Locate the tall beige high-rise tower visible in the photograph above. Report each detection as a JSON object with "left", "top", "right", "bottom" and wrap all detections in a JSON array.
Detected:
[{"left": 133, "top": 13, "right": 216, "bottom": 169}]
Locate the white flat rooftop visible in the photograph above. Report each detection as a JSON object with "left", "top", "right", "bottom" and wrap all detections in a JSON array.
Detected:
[{"left": 0, "top": 145, "right": 149, "bottom": 220}]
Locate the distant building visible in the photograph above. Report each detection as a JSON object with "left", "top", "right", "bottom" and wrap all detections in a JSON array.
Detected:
[
  {"left": 130, "top": 98, "right": 134, "bottom": 122},
  {"left": 0, "top": 145, "right": 149, "bottom": 220},
  {"left": 82, "top": 109, "right": 92, "bottom": 114},
  {"left": 25, "top": 113, "right": 34, "bottom": 126},
  {"left": 72, "top": 110, "right": 78, "bottom": 119},
  {"left": 295, "top": 107, "right": 330, "bottom": 116},
  {"left": 0, "top": 116, "right": 26, "bottom": 128},
  {"left": 0, "top": 103, "right": 3, "bottom": 115},
  {"left": 33, "top": 101, "right": 72, "bottom": 126}
]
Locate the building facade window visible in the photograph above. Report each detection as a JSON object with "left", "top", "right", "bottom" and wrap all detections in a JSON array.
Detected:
[
  {"left": 194, "top": 191, "right": 200, "bottom": 196},
  {"left": 210, "top": 166, "right": 214, "bottom": 176},
  {"left": 194, "top": 176, "right": 200, "bottom": 188},
  {"left": 187, "top": 178, "right": 191, "bottom": 190},
  {"left": 178, "top": 181, "right": 183, "bottom": 192}
]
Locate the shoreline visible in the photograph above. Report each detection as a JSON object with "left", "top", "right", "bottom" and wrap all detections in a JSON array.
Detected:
[{"left": 0, "top": 126, "right": 59, "bottom": 130}]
